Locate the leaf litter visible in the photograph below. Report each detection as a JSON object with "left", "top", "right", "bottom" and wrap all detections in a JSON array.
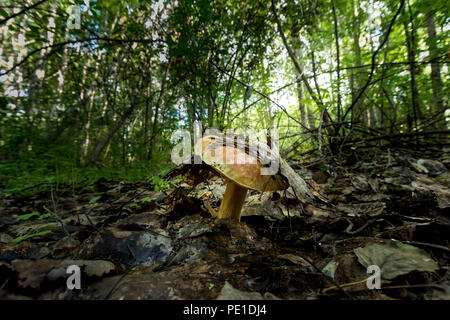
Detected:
[{"left": 0, "top": 147, "right": 449, "bottom": 300}]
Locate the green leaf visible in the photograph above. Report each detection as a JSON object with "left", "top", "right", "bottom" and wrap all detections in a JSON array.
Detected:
[
  {"left": 13, "top": 230, "right": 53, "bottom": 244},
  {"left": 0, "top": 8, "right": 9, "bottom": 18},
  {"left": 89, "top": 195, "right": 101, "bottom": 204},
  {"left": 37, "top": 213, "right": 52, "bottom": 220},
  {"left": 17, "top": 211, "right": 40, "bottom": 221},
  {"left": 129, "top": 203, "right": 141, "bottom": 210},
  {"left": 38, "top": 222, "right": 58, "bottom": 229}
]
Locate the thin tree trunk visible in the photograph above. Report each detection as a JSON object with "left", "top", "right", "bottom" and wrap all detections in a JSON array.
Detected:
[
  {"left": 89, "top": 92, "right": 138, "bottom": 165},
  {"left": 331, "top": 0, "right": 342, "bottom": 122},
  {"left": 148, "top": 58, "right": 171, "bottom": 160},
  {"left": 80, "top": 57, "right": 100, "bottom": 162},
  {"left": 425, "top": 9, "right": 445, "bottom": 128},
  {"left": 351, "top": 0, "right": 366, "bottom": 126},
  {"left": 290, "top": 24, "right": 307, "bottom": 131},
  {"left": 207, "top": 92, "right": 216, "bottom": 128},
  {"left": 307, "top": 108, "right": 316, "bottom": 131},
  {"left": 403, "top": 4, "right": 422, "bottom": 125},
  {"left": 271, "top": 0, "right": 335, "bottom": 138},
  {"left": 144, "top": 70, "right": 153, "bottom": 160}
]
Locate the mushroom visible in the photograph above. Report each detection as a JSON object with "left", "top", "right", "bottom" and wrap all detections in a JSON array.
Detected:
[{"left": 195, "top": 134, "right": 289, "bottom": 222}]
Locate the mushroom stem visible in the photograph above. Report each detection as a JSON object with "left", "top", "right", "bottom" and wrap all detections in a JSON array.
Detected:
[{"left": 217, "top": 180, "right": 248, "bottom": 222}]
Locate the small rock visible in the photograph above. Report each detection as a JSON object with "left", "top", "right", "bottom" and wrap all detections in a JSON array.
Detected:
[
  {"left": 216, "top": 281, "right": 264, "bottom": 300},
  {"left": 263, "top": 292, "right": 282, "bottom": 300},
  {"left": 54, "top": 235, "right": 80, "bottom": 253},
  {"left": 417, "top": 159, "right": 446, "bottom": 177},
  {"left": 0, "top": 233, "right": 13, "bottom": 244}
]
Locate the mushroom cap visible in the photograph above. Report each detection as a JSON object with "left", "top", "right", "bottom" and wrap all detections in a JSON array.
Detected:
[{"left": 195, "top": 135, "right": 289, "bottom": 192}]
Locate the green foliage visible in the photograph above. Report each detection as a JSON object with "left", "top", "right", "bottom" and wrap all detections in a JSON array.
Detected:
[
  {"left": 37, "top": 213, "right": 52, "bottom": 220},
  {"left": 13, "top": 230, "right": 54, "bottom": 244},
  {"left": 152, "top": 175, "right": 171, "bottom": 192},
  {"left": 128, "top": 203, "right": 141, "bottom": 210},
  {"left": 14, "top": 209, "right": 57, "bottom": 243},
  {"left": 17, "top": 211, "right": 41, "bottom": 221},
  {"left": 17, "top": 211, "right": 52, "bottom": 221},
  {"left": 140, "top": 197, "right": 152, "bottom": 203},
  {"left": 89, "top": 196, "right": 102, "bottom": 204},
  {"left": 0, "top": 0, "right": 447, "bottom": 197}
]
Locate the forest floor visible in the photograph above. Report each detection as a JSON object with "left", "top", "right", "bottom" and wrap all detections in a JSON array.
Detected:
[{"left": 0, "top": 146, "right": 449, "bottom": 300}]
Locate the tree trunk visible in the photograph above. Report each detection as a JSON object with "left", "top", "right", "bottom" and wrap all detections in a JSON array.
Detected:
[
  {"left": 207, "top": 93, "right": 216, "bottom": 128},
  {"left": 89, "top": 94, "right": 138, "bottom": 165},
  {"left": 425, "top": 9, "right": 445, "bottom": 128},
  {"left": 331, "top": 0, "right": 342, "bottom": 122},
  {"left": 290, "top": 24, "right": 307, "bottom": 131},
  {"left": 148, "top": 58, "right": 171, "bottom": 160},
  {"left": 403, "top": 5, "right": 422, "bottom": 124},
  {"left": 351, "top": 0, "right": 366, "bottom": 126}
]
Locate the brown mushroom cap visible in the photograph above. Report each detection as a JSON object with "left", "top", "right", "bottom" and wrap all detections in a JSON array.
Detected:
[{"left": 195, "top": 135, "right": 289, "bottom": 192}]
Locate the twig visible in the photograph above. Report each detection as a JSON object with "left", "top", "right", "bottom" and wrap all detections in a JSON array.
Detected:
[
  {"left": 104, "top": 245, "right": 137, "bottom": 300},
  {"left": 345, "top": 218, "right": 376, "bottom": 235},
  {"left": 43, "top": 205, "right": 69, "bottom": 236},
  {"left": 0, "top": 278, "right": 9, "bottom": 290},
  {"left": 0, "top": 0, "right": 48, "bottom": 26},
  {"left": 0, "top": 37, "right": 162, "bottom": 76},
  {"left": 83, "top": 212, "right": 99, "bottom": 231},
  {"left": 323, "top": 277, "right": 370, "bottom": 294},
  {"left": 210, "top": 61, "right": 313, "bottom": 133},
  {"left": 405, "top": 241, "right": 450, "bottom": 253},
  {"left": 283, "top": 249, "right": 354, "bottom": 300},
  {"left": 344, "top": 130, "right": 450, "bottom": 146}
]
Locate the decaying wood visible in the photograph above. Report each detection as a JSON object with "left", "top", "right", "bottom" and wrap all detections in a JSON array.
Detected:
[{"left": 279, "top": 158, "right": 315, "bottom": 202}]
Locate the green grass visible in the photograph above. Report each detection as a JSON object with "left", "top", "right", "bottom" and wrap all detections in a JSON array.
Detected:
[{"left": 0, "top": 150, "right": 173, "bottom": 196}]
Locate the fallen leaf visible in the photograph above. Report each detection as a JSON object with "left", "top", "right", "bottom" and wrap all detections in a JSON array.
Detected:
[
  {"left": 354, "top": 241, "right": 439, "bottom": 280},
  {"left": 59, "top": 260, "right": 116, "bottom": 277},
  {"left": 322, "top": 260, "right": 339, "bottom": 279},
  {"left": 216, "top": 281, "right": 264, "bottom": 300},
  {"left": 12, "top": 259, "right": 61, "bottom": 289},
  {"left": 277, "top": 253, "right": 310, "bottom": 267}
]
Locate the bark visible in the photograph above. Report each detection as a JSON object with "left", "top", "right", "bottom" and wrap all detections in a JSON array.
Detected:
[
  {"left": 381, "top": 84, "right": 397, "bottom": 133},
  {"left": 369, "top": 105, "right": 378, "bottom": 128},
  {"left": 207, "top": 94, "right": 216, "bottom": 128},
  {"left": 307, "top": 108, "right": 316, "bottom": 131}
]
